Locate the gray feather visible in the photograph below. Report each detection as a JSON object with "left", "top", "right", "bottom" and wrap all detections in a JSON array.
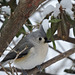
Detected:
[
  {"left": 1, "top": 25, "right": 46, "bottom": 66},
  {"left": 2, "top": 37, "right": 34, "bottom": 62}
]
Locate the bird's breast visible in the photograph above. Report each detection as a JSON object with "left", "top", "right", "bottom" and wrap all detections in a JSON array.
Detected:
[{"left": 13, "top": 43, "right": 48, "bottom": 70}]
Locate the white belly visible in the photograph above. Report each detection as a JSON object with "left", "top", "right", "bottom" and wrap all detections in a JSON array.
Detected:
[{"left": 14, "top": 43, "right": 48, "bottom": 70}]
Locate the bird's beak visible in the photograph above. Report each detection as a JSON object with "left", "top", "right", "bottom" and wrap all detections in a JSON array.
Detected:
[{"left": 44, "top": 37, "right": 51, "bottom": 43}]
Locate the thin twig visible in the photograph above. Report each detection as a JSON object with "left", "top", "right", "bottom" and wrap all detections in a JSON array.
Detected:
[
  {"left": 12, "top": 46, "right": 28, "bottom": 63},
  {"left": 53, "top": 34, "right": 75, "bottom": 44},
  {"left": 6, "top": 42, "right": 18, "bottom": 54},
  {"left": 13, "top": 67, "right": 18, "bottom": 75},
  {"left": 0, "top": 63, "right": 10, "bottom": 75},
  {"left": 8, "top": 62, "right": 14, "bottom": 75}
]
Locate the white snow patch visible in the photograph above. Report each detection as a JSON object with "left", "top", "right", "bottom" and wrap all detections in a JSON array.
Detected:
[
  {"left": 42, "top": 0, "right": 74, "bottom": 20},
  {"left": 1, "top": 6, "right": 11, "bottom": 15},
  {"left": 65, "top": 9, "right": 74, "bottom": 20},
  {"left": 60, "top": 0, "right": 74, "bottom": 20},
  {"left": 42, "top": 19, "right": 49, "bottom": 33},
  {"left": 53, "top": 3, "right": 60, "bottom": 18},
  {"left": 60, "top": 0, "right": 72, "bottom": 9},
  {"left": 43, "top": 5, "right": 54, "bottom": 18},
  {"left": 71, "top": 0, "right": 75, "bottom": 4},
  {"left": 6, "top": 0, "right": 10, "bottom": 2},
  {"left": 16, "top": 0, "right": 19, "bottom": 5}
]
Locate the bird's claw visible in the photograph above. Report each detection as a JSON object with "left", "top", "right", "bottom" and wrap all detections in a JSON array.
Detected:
[
  {"left": 37, "top": 65, "right": 42, "bottom": 72},
  {"left": 21, "top": 70, "right": 28, "bottom": 75}
]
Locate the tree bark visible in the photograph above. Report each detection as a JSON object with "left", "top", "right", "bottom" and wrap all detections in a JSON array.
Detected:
[{"left": 0, "top": 0, "right": 45, "bottom": 56}]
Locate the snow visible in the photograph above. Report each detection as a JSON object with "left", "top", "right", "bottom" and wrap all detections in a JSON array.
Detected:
[
  {"left": 60, "top": 0, "right": 74, "bottom": 20},
  {"left": 1, "top": 6, "right": 11, "bottom": 15},
  {"left": 29, "top": 12, "right": 43, "bottom": 25},
  {"left": 42, "top": 0, "right": 74, "bottom": 20},
  {"left": 42, "top": 19, "right": 49, "bottom": 33},
  {"left": 40, "top": 1, "right": 59, "bottom": 19},
  {"left": 6, "top": 0, "right": 10, "bottom": 2},
  {"left": 29, "top": 0, "right": 58, "bottom": 25},
  {"left": 65, "top": 8, "right": 74, "bottom": 20},
  {"left": 16, "top": 0, "right": 19, "bottom": 5},
  {"left": 53, "top": 3, "right": 60, "bottom": 18},
  {"left": 43, "top": 5, "right": 54, "bottom": 18},
  {"left": 60, "top": 0, "right": 72, "bottom": 9},
  {"left": 0, "top": 22, "right": 3, "bottom": 29},
  {"left": 30, "top": 0, "right": 74, "bottom": 25},
  {"left": 23, "top": 24, "right": 30, "bottom": 33},
  {"left": 0, "top": 15, "right": 5, "bottom": 21},
  {"left": 71, "top": 0, "right": 75, "bottom": 4}
]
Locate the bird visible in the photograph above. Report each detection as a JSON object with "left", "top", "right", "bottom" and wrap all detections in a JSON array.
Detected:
[{"left": 0, "top": 25, "right": 50, "bottom": 74}]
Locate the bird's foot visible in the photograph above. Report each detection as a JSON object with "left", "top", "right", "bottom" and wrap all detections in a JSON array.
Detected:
[
  {"left": 21, "top": 70, "right": 28, "bottom": 75},
  {"left": 37, "top": 65, "right": 42, "bottom": 72}
]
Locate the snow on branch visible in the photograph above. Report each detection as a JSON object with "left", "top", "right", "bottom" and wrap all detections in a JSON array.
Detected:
[{"left": 41, "top": 0, "right": 74, "bottom": 20}]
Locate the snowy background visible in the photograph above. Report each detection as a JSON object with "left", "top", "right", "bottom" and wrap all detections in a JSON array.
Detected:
[{"left": 0, "top": 0, "right": 75, "bottom": 75}]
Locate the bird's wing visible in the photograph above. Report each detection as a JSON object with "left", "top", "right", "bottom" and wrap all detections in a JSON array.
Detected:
[{"left": 2, "top": 37, "right": 34, "bottom": 62}]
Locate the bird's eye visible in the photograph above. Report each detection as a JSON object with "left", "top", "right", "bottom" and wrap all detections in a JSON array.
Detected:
[{"left": 39, "top": 37, "right": 42, "bottom": 41}]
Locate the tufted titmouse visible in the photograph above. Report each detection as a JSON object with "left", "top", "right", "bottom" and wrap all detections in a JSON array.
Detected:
[{"left": 0, "top": 25, "right": 50, "bottom": 70}]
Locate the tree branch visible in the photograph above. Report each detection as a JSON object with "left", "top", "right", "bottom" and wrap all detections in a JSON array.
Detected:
[
  {"left": 53, "top": 34, "right": 75, "bottom": 44},
  {"left": 0, "top": 0, "right": 46, "bottom": 56},
  {"left": 0, "top": 63, "right": 10, "bottom": 75},
  {"left": 49, "top": 45, "right": 74, "bottom": 62}
]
